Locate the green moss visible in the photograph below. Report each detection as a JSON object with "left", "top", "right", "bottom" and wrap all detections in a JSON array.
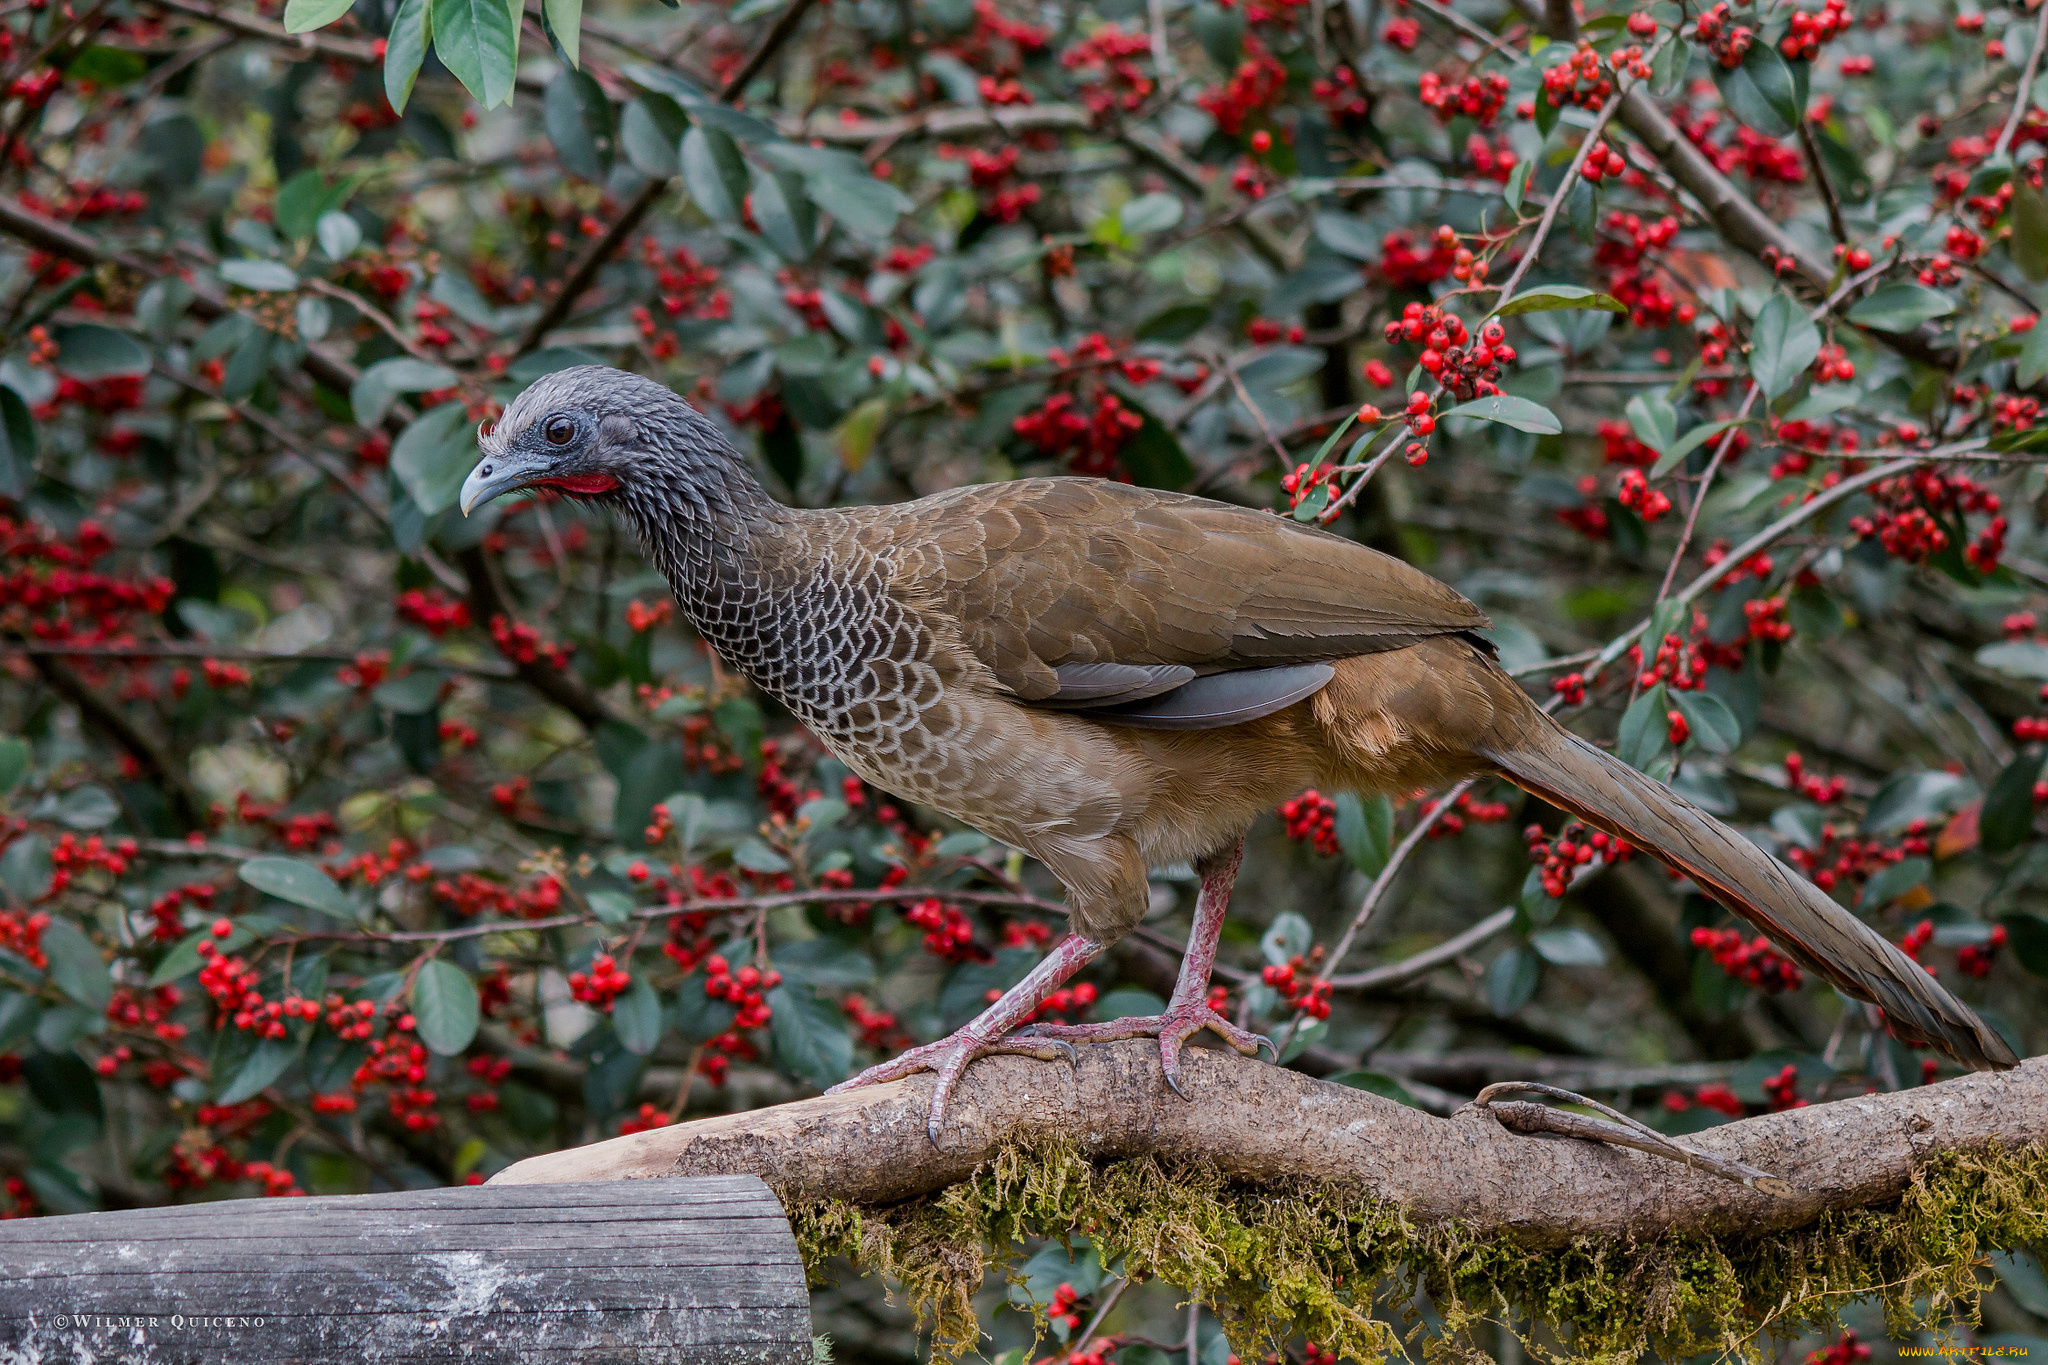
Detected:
[{"left": 789, "top": 1139, "right": 2048, "bottom": 1364}]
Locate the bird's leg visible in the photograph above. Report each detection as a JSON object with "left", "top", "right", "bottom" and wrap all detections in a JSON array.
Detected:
[
  {"left": 1018, "top": 839, "right": 1273, "bottom": 1097},
  {"left": 826, "top": 932, "right": 1102, "bottom": 1142}
]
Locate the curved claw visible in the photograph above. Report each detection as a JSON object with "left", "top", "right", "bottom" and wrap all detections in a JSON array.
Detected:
[
  {"left": 1250, "top": 1031, "right": 1278, "bottom": 1062},
  {"left": 828, "top": 1028, "right": 1075, "bottom": 1144}
]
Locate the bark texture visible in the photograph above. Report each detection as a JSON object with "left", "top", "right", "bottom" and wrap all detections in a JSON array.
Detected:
[{"left": 492, "top": 1041, "right": 2047, "bottom": 1246}]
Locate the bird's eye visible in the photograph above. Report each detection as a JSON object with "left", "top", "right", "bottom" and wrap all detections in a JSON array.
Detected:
[{"left": 544, "top": 417, "right": 576, "bottom": 446}]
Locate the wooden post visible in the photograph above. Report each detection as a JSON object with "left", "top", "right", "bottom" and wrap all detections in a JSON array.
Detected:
[{"left": 0, "top": 1174, "right": 812, "bottom": 1363}]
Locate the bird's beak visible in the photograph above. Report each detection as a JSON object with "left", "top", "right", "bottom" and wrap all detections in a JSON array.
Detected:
[{"left": 460, "top": 450, "right": 547, "bottom": 516}]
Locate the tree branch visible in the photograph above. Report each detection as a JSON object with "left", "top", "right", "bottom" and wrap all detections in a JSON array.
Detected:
[{"left": 492, "top": 1039, "right": 2045, "bottom": 1246}]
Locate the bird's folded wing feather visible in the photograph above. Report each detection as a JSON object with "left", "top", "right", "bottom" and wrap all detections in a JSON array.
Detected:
[{"left": 881, "top": 478, "right": 1489, "bottom": 701}]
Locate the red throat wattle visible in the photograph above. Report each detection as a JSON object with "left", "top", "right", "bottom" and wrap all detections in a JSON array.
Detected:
[{"left": 541, "top": 473, "right": 621, "bottom": 496}]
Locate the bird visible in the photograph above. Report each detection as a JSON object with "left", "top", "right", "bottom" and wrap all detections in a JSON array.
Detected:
[{"left": 461, "top": 365, "right": 2019, "bottom": 1138}]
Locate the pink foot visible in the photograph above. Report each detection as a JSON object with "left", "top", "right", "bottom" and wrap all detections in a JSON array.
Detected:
[
  {"left": 1019, "top": 1005, "right": 1274, "bottom": 1098},
  {"left": 826, "top": 1027, "right": 1076, "bottom": 1142}
]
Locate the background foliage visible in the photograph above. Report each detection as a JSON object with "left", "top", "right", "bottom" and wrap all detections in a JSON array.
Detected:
[{"left": 1, "top": 0, "right": 2048, "bottom": 1354}]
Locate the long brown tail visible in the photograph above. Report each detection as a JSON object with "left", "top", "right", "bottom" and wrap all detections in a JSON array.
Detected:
[{"left": 1479, "top": 702, "right": 2018, "bottom": 1071}]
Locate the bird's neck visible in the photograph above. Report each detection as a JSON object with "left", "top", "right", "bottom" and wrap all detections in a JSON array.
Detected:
[{"left": 620, "top": 449, "right": 824, "bottom": 695}]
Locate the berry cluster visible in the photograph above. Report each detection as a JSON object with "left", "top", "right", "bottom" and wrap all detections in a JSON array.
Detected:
[
  {"left": 1779, "top": 0, "right": 1851, "bottom": 58},
  {"left": 1809, "top": 1332, "right": 1873, "bottom": 1365},
  {"left": 842, "top": 992, "right": 903, "bottom": 1049},
  {"left": 1525, "top": 822, "right": 1634, "bottom": 898},
  {"left": 1617, "top": 468, "right": 1672, "bottom": 522},
  {"left": 1047, "top": 1282, "right": 1085, "bottom": 1333},
  {"left": 1957, "top": 923, "right": 2006, "bottom": 977},
  {"left": 702, "top": 955, "right": 778, "bottom": 1029},
  {"left": 1785, "top": 820, "right": 1927, "bottom": 895},
  {"left": 1810, "top": 343, "right": 1854, "bottom": 384},
  {"left": 489, "top": 614, "right": 573, "bottom": 668},
  {"left": 1376, "top": 227, "right": 1459, "bottom": 287},
  {"left": 618, "top": 1103, "right": 674, "bottom": 1135},
  {"left": 1541, "top": 41, "right": 1615, "bottom": 111},
  {"left": 1060, "top": 23, "right": 1154, "bottom": 117},
  {"left": 906, "top": 898, "right": 982, "bottom": 961},
  {"left": 1662, "top": 1081, "right": 1746, "bottom": 1116},
  {"left": 1423, "top": 787, "right": 1514, "bottom": 838},
  {"left": 1383, "top": 302, "right": 1514, "bottom": 402},
  {"left": 569, "top": 952, "right": 633, "bottom": 1010},
  {"left": 1417, "top": 69, "right": 1509, "bottom": 125},
  {"left": 1782, "top": 752, "right": 1847, "bottom": 804},
  {"left": 1692, "top": 4, "right": 1757, "bottom": 67},
  {"left": 1262, "top": 953, "right": 1333, "bottom": 1018},
  {"left": 1761, "top": 1062, "right": 1807, "bottom": 1110},
  {"left": 1691, "top": 926, "right": 1805, "bottom": 991},
  {"left": 1279, "top": 789, "right": 1339, "bottom": 855},
  {"left": 1580, "top": 140, "right": 1628, "bottom": 183}
]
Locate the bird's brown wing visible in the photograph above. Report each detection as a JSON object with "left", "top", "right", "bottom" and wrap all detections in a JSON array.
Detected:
[{"left": 883, "top": 477, "right": 1489, "bottom": 702}]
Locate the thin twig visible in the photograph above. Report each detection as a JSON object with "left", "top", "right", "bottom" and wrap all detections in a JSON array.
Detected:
[
  {"left": 1317, "top": 778, "right": 1479, "bottom": 985},
  {"left": 1795, "top": 120, "right": 1849, "bottom": 246},
  {"left": 1325, "top": 906, "right": 1517, "bottom": 990},
  {"left": 1996, "top": 0, "right": 2048, "bottom": 158}
]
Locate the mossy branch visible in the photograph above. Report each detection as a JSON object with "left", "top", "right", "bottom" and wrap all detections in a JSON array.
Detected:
[{"left": 492, "top": 1044, "right": 2048, "bottom": 1361}]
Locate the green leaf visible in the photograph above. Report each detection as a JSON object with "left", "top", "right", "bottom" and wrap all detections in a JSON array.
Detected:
[
  {"left": 1982, "top": 748, "right": 2047, "bottom": 854},
  {"left": 749, "top": 166, "right": 815, "bottom": 262},
  {"left": 1857, "top": 856, "right": 1930, "bottom": 909},
  {"left": 1119, "top": 192, "right": 1184, "bottom": 236},
  {"left": 284, "top": 0, "right": 354, "bottom": 32},
  {"left": 2003, "top": 911, "right": 2048, "bottom": 977},
  {"left": 1494, "top": 284, "right": 1627, "bottom": 317},
  {"left": 542, "top": 0, "right": 582, "bottom": 68},
  {"left": 1112, "top": 392, "right": 1194, "bottom": 489},
  {"left": 0, "top": 384, "right": 34, "bottom": 500},
  {"left": 2014, "top": 178, "right": 2048, "bottom": 282},
  {"left": 150, "top": 924, "right": 255, "bottom": 986},
  {"left": 1844, "top": 283, "right": 1956, "bottom": 332},
  {"left": 619, "top": 94, "right": 687, "bottom": 178},
  {"left": 0, "top": 736, "right": 27, "bottom": 793},
  {"left": 768, "top": 982, "right": 852, "bottom": 1088},
  {"left": 1334, "top": 792, "right": 1393, "bottom": 878},
  {"left": 1624, "top": 392, "right": 1677, "bottom": 453},
  {"left": 1137, "top": 302, "right": 1210, "bottom": 343},
  {"left": 412, "top": 957, "right": 479, "bottom": 1054},
  {"left": 812, "top": 169, "right": 911, "bottom": 239},
  {"left": 1261, "top": 911, "right": 1312, "bottom": 965},
  {"left": 220, "top": 259, "right": 299, "bottom": 292},
  {"left": 317, "top": 210, "right": 363, "bottom": 261},
  {"left": 1864, "top": 769, "right": 1974, "bottom": 835},
  {"left": 1486, "top": 945, "right": 1540, "bottom": 1016},
  {"left": 393, "top": 402, "right": 477, "bottom": 515},
  {"left": 544, "top": 68, "right": 612, "bottom": 180},
  {"left": 351, "top": 355, "right": 459, "bottom": 428},
  {"left": 1618, "top": 683, "right": 1670, "bottom": 770},
  {"left": 1716, "top": 43, "right": 1799, "bottom": 136},
  {"left": 239, "top": 856, "right": 358, "bottom": 919},
  {"left": 1748, "top": 293, "right": 1820, "bottom": 399},
  {"left": 0, "top": 834, "right": 52, "bottom": 902},
  {"left": 384, "top": 0, "right": 431, "bottom": 114},
  {"left": 1649, "top": 419, "right": 1742, "bottom": 478},
  {"left": 431, "top": 0, "right": 518, "bottom": 108},
  {"left": 274, "top": 170, "right": 333, "bottom": 240},
  {"left": 680, "top": 125, "right": 747, "bottom": 222},
  {"left": 218, "top": 1037, "right": 299, "bottom": 1104},
  {"left": 1977, "top": 639, "right": 2048, "bottom": 680},
  {"left": 2020, "top": 323, "right": 2048, "bottom": 389},
  {"left": 1672, "top": 689, "right": 1743, "bottom": 755},
  {"left": 55, "top": 786, "right": 118, "bottom": 829},
  {"left": 55, "top": 324, "right": 149, "bottom": 379},
  {"left": 1442, "top": 395, "right": 1561, "bottom": 434},
  {"left": 1504, "top": 161, "right": 1532, "bottom": 216},
  {"left": 39, "top": 920, "right": 111, "bottom": 1012},
  {"left": 1530, "top": 926, "right": 1606, "bottom": 967},
  {"left": 613, "top": 976, "right": 664, "bottom": 1054},
  {"left": 65, "top": 45, "right": 146, "bottom": 85},
  {"left": 373, "top": 669, "right": 444, "bottom": 713}
]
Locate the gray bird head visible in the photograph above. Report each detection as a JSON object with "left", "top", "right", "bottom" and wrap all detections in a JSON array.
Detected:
[{"left": 460, "top": 366, "right": 747, "bottom": 517}]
